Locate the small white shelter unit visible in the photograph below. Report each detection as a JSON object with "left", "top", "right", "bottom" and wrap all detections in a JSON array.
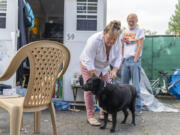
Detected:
[{"left": 0, "top": 0, "right": 107, "bottom": 101}]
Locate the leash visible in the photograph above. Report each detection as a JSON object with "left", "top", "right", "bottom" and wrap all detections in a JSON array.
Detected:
[{"left": 109, "top": 78, "right": 114, "bottom": 84}]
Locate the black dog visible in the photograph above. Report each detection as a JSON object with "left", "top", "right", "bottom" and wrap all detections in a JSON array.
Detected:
[{"left": 82, "top": 76, "right": 137, "bottom": 133}]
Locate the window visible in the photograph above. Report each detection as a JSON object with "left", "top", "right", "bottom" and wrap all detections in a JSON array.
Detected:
[
  {"left": 77, "top": 0, "right": 98, "bottom": 31},
  {"left": 0, "top": 0, "right": 7, "bottom": 29}
]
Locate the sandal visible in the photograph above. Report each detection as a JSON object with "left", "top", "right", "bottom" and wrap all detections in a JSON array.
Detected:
[
  {"left": 87, "top": 118, "right": 101, "bottom": 126},
  {"left": 99, "top": 115, "right": 112, "bottom": 122}
]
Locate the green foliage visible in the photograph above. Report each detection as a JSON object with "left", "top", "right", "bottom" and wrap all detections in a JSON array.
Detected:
[
  {"left": 144, "top": 29, "right": 157, "bottom": 35},
  {"left": 168, "top": 0, "right": 180, "bottom": 35}
]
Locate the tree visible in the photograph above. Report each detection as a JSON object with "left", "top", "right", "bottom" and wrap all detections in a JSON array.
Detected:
[
  {"left": 167, "top": 0, "right": 180, "bottom": 35},
  {"left": 144, "top": 29, "right": 157, "bottom": 35}
]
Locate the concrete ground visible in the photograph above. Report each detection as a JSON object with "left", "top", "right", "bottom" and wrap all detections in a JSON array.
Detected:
[{"left": 0, "top": 98, "right": 180, "bottom": 135}]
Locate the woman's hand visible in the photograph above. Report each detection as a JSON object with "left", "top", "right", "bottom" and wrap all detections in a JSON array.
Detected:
[
  {"left": 110, "top": 67, "right": 118, "bottom": 79},
  {"left": 89, "top": 70, "right": 98, "bottom": 77}
]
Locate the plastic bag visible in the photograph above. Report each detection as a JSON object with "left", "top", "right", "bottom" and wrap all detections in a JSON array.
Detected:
[{"left": 53, "top": 101, "right": 70, "bottom": 111}]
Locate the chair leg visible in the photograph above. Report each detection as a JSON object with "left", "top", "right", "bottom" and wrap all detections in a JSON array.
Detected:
[
  {"left": 9, "top": 106, "right": 23, "bottom": 135},
  {"left": 49, "top": 102, "right": 57, "bottom": 135},
  {"left": 34, "top": 111, "right": 41, "bottom": 134},
  {"left": 21, "top": 117, "right": 23, "bottom": 130}
]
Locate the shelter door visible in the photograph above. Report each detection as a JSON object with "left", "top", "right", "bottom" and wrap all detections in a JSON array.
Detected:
[{"left": 0, "top": 0, "right": 18, "bottom": 87}]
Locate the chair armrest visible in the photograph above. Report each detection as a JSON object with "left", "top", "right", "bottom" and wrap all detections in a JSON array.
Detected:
[{"left": 0, "top": 47, "right": 27, "bottom": 81}]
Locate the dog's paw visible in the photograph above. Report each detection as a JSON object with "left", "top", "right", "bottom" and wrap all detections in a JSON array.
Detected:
[
  {"left": 110, "top": 129, "right": 115, "bottom": 133},
  {"left": 131, "top": 122, "right": 136, "bottom": 126},
  {"left": 100, "top": 126, "right": 106, "bottom": 129}
]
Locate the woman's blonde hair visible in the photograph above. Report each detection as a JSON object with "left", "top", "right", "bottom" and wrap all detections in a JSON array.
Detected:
[
  {"left": 127, "top": 13, "right": 138, "bottom": 22},
  {"left": 104, "top": 20, "right": 121, "bottom": 37}
]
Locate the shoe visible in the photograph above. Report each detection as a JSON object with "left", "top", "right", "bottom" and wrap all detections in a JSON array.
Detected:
[
  {"left": 87, "top": 118, "right": 101, "bottom": 126},
  {"left": 135, "top": 111, "right": 142, "bottom": 116},
  {"left": 99, "top": 115, "right": 112, "bottom": 122}
]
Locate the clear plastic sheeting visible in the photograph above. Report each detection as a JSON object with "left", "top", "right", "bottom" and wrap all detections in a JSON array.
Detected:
[{"left": 140, "top": 68, "right": 179, "bottom": 112}]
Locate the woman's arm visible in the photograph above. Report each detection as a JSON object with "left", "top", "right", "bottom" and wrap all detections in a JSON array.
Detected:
[
  {"left": 83, "top": 36, "right": 98, "bottom": 71},
  {"left": 110, "top": 39, "right": 123, "bottom": 79}
]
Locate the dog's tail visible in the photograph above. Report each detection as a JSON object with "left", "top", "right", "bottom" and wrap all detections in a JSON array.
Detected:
[{"left": 133, "top": 86, "right": 137, "bottom": 98}]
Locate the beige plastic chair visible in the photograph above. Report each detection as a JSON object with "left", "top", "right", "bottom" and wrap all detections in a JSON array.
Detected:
[{"left": 0, "top": 40, "right": 70, "bottom": 135}]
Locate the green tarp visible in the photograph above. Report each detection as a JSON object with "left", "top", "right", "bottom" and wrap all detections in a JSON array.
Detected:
[{"left": 142, "top": 36, "right": 180, "bottom": 80}]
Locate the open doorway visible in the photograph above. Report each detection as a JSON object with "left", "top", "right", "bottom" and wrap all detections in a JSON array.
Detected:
[
  {"left": 27, "top": 0, "right": 64, "bottom": 43},
  {"left": 18, "top": 0, "right": 64, "bottom": 92}
]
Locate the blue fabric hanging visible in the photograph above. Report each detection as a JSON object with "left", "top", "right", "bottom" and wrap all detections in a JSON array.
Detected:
[{"left": 23, "top": 0, "right": 35, "bottom": 29}]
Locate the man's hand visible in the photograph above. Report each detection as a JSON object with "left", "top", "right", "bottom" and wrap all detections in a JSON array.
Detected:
[
  {"left": 134, "top": 58, "right": 138, "bottom": 62},
  {"left": 110, "top": 67, "right": 118, "bottom": 79}
]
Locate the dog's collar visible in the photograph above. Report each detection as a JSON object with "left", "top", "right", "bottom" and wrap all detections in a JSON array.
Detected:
[{"left": 104, "top": 80, "right": 107, "bottom": 88}]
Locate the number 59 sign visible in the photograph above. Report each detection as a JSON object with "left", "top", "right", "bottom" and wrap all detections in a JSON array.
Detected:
[{"left": 67, "top": 33, "right": 75, "bottom": 40}]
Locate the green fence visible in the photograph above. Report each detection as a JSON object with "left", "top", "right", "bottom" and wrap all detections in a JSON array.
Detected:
[{"left": 142, "top": 35, "right": 180, "bottom": 80}]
